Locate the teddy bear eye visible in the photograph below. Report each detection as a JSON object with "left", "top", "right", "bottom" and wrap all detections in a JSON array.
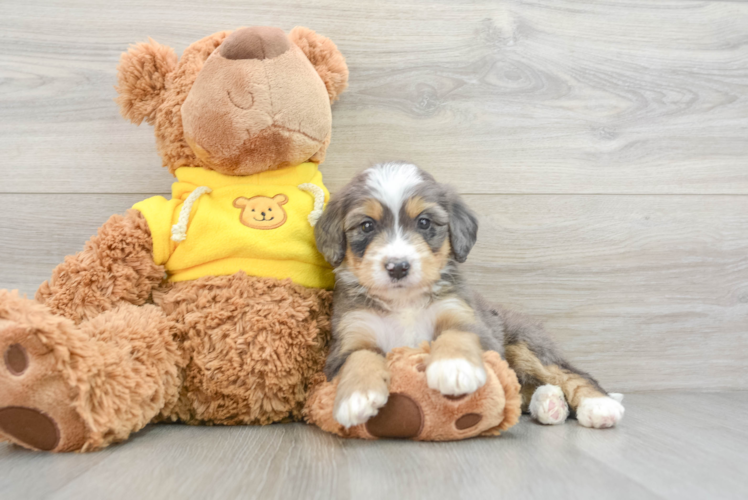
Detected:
[
  {"left": 268, "top": 208, "right": 272, "bottom": 211},
  {"left": 252, "top": 209, "right": 255, "bottom": 212}
]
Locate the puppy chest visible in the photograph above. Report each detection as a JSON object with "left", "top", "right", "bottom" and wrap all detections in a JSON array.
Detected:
[{"left": 371, "top": 307, "right": 437, "bottom": 353}]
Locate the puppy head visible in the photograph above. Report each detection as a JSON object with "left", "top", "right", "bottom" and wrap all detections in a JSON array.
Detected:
[{"left": 316, "top": 162, "right": 478, "bottom": 298}]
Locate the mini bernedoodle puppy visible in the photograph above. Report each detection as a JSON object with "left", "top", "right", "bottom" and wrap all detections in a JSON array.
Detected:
[{"left": 315, "top": 162, "right": 625, "bottom": 430}]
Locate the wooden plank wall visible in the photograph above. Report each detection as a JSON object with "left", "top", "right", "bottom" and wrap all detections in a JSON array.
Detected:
[{"left": 1, "top": 0, "right": 746, "bottom": 391}]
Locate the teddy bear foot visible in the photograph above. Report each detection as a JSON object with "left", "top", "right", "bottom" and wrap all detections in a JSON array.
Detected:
[{"left": 0, "top": 313, "right": 89, "bottom": 452}]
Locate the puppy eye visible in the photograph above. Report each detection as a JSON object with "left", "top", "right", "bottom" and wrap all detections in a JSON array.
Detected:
[
  {"left": 417, "top": 217, "right": 431, "bottom": 230},
  {"left": 361, "top": 220, "right": 375, "bottom": 233}
]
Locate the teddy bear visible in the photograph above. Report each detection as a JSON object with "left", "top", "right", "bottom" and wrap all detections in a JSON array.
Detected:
[
  {"left": 0, "top": 25, "right": 522, "bottom": 452},
  {"left": 0, "top": 25, "right": 348, "bottom": 452},
  {"left": 305, "top": 344, "right": 522, "bottom": 441}
]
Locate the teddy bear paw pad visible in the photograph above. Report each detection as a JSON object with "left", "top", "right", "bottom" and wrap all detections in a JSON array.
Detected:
[
  {"left": 0, "top": 321, "right": 89, "bottom": 452},
  {"left": 365, "top": 393, "right": 424, "bottom": 439},
  {"left": 0, "top": 407, "right": 60, "bottom": 451}
]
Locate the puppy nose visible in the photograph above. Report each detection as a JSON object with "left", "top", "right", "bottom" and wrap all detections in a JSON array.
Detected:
[
  {"left": 385, "top": 261, "right": 410, "bottom": 281},
  {"left": 220, "top": 27, "right": 291, "bottom": 60},
  {"left": 261, "top": 212, "right": 266, "bottom": 216}
]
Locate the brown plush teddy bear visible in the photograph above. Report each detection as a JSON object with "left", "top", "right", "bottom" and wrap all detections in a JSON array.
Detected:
[
  {"left": 305, "top": 344, "right": 522, "bottom": 440},
  {"left": 0, "top": 26, "right": 348, "bottom": 452},
  {"left": 0, "top": 26, "right": 522, "bottom": 452}
]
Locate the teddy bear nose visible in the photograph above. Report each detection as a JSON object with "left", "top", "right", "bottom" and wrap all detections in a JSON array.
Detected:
[{"left": 220, "top": 27, "right": 291, "bottom": 60}]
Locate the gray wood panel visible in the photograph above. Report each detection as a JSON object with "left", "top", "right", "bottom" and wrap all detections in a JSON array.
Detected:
[
  {"left": 1, "top": 392, "right": 746, "bottom": 500},
  {"left": 1, "top": 0, "right": 747, "bottom": 194},
  {"left": 1, "top": 193, "right": 745, "bottom": 391}
]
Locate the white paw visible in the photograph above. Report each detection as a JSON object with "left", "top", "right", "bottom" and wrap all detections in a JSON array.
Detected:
[
  {"left": 529, "top": 384, "right": 569, "bottom": 425},
  {"left": 608, "top": 392, "right": 624, "bottom": 403},
  {"left": 426, "top": 359, "right": 487, "bottom": 396},
  {"left": 577, "top": 396, "right": 625, "bottom": 429},
  {"left": 334, "top": 390, "right": 388, "bottom": 428}
]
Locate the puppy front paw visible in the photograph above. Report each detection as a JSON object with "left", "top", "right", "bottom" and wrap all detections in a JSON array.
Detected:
[
  {"left": 334, "top": 390, "right": 389, "bottom": 428},
  {"left": 576, "top": 396, "right": 625, "bottom": 428},
  {"left": 426, "top": 359, "right": 487, "bottom": 396}
]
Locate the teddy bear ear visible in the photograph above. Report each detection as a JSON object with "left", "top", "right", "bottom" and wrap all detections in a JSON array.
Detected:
[
  {"left": 115, "top": 38, "right": 178, "bottom": 125},
  {"left": 233, "top": 197, "right": 249, "bottom": 208},
  {"left": 289, "top": 27, "right": 349, "bottom": 102}
]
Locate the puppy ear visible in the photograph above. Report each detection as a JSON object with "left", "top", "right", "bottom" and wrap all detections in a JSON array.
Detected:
[
  {"left": 116, "top": 38, "right": 178, "bottom": 125},
  {"left": 315, "top": 195, "right": 347, "bottom": 267},
  {"left": 448, "top": 190, "right": 478, "bottom": 263},
  {"left": 273, "top": 194, "right": 289, "bottom": 205},
  {"left": 289, "top": 26, "right": 349, "bottom": 102}
]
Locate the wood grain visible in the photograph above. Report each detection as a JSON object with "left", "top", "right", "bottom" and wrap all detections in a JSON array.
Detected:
[
  {"left": 1, "top": 193, "right": 745, "bottom": 391},
  {"left": 1, "top": 0, "right": 747, "bottom": 194},
  {"left": 1, "top": 393, "right": 746, "bottom": 500}
]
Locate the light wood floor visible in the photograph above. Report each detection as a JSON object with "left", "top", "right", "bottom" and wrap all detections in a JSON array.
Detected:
[{"left": 1, "top": 392, "right": 746, "bottom": 500}]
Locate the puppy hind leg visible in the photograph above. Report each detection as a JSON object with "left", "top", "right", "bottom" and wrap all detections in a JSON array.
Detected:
[{"left": 506, "top": 342, "right": 624, "bottom": 428}]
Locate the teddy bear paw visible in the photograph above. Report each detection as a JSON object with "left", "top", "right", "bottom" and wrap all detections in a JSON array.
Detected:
[
  {"left": 529, "top": 384, "right": 569, "bottom": 425},
  {"left": 426, "top": 359, "right": 487, "bottom": 396},
  {"left": 0, "top": 317, "right": 89, "bottom": 452},
  {"left": 334, "top": 390, "right": 389, "bottom": 428},
  {"left": 576, "top": 396, "right": 625, "bottom": 429}
]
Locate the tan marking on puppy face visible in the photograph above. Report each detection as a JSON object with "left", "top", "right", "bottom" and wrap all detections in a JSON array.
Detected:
[
  {"left": 233, "top": 194, "right": 288, "bottom": 229},
  {"left": 505, "top": 343, "right": 606, "bottom": 408},
  {"left": 343, "top": 199, "right": 383, "bottom": 233},
  {"left": 405, "top": 196, "right": 435, "bottom": 220},
  {"left": 345, "top": 231, "right": 388, "bottom": 290},
  {"left": 363, "top": 198, "right": 384, "bottom": 221},
  {"left": 418, "top": 238, "right": 451, "bottom": 288}
]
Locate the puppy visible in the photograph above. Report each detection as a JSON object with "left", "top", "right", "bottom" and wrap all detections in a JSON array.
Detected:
[{"left": 315, "top": 162, "right": 625, "bottom": 429}]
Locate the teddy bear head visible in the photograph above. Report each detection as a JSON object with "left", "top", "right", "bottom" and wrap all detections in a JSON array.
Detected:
[{"left": 116, "top": 26, "right": 348, "bottom": 176}]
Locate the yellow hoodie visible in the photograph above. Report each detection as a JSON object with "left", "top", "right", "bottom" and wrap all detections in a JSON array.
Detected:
[{"left": 132, "top": 163, "right": 334, "bottom": 289}]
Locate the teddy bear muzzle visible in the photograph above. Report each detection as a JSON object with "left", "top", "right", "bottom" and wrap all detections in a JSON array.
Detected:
[
  {"left": 180, "top": 26, "right": 333, "bottom": 177},
  {"left": 220, "top": 27, "right": 291, "bottom": 60}
]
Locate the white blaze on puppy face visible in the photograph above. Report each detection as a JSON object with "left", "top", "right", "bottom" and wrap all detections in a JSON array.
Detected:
[
  {"left": 365, "top": 162, "right": 423, "bottom": 218},
  {"left": 363, "top": 163, "right": 426, "bottom": 293}
]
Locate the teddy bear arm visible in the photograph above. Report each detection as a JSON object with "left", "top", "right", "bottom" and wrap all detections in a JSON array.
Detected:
[{"left": 36, "top": 209, "right": 164, "bottom": 324}]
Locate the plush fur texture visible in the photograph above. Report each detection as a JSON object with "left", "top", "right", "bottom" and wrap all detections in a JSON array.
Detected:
[
  {"left": 153, "top": 274, "right": 331, "bottom": 426},
  {"left": 36, "top": 209, "right": 163, "bottom": 324},
  {"left": 0, "top": 26, "right": 347, "bottom": 452},
  {"left": 289, "top": 27, "right": 349, "bottom": 102},
  {"left": 116, "top": 39, "right": 178, "bottom": 125},
  {"left": 305, "top": 344, "right": 521, "bottom": 441}
]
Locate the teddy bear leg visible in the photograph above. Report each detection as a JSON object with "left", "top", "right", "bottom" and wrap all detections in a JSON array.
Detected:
[{"left": 0, "top": 291, "right": 181, "bottom": 452}]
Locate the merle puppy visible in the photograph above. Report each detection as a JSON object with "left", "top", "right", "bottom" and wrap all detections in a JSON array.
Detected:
[{"left": 315, "top": 162, "right": 624, "bottom": 429}]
